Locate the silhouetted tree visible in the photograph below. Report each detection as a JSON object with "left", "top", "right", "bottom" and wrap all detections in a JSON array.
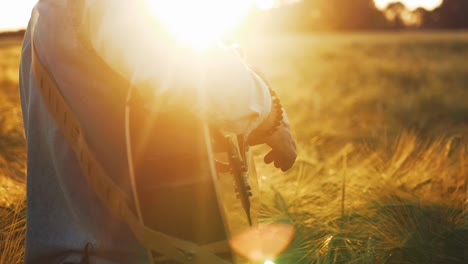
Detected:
[
  {"left": 277, "top": 0, "right": 387, "bottom": 31},
  {"left": 413, "top": 7, "right": 432, "bottom": 28},
  {"left": 416, "top": 0, "right": 468, "bottom": 29},
  {"left": 384, "top": 2, "right": 407, "bottom": 29},
  {"left": 433, "top": 0, "right": 468, "bottom": 28},
  {"left": 237, "top": 0, "right": 468, "bottom": 34}
]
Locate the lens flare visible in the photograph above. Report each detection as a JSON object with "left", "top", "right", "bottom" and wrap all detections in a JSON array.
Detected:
[{"left": 230, "top": 223, "right": 295, "bottom": 261}]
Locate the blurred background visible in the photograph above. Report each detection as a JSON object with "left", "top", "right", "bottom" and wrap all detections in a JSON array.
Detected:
[
  {"left": 238, "top": 0, "right": 468, "bottom": 34},
  {"left": 1, "top": 0, "right": 468, "bottom": 33},
  {"left": 0, "top": 1, "right": 467, "bottom": 263}
]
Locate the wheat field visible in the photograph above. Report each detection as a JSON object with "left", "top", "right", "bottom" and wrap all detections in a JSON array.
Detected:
[{"left": 1, "top": 32, "right": 467, "bottom": 263}]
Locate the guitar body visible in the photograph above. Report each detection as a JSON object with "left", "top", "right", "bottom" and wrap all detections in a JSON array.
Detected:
[{"left": 130, "top": 108, "right": 259, "bottom": 263}]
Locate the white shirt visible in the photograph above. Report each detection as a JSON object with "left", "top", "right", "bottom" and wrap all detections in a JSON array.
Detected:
[{"left": 34, "top": 0, "right": 272, "bottom": 135}]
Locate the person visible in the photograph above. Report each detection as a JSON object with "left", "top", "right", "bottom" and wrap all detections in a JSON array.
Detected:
[{"left": 19, "top": 0, "right": 297, "bottom": 263}]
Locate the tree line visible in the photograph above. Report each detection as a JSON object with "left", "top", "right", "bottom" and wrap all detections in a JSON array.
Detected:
[{"left": 240, "top": 0, "right": 468, "bottom": 33}]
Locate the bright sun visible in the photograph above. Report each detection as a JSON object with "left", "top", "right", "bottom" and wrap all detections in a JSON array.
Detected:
[
  {"left": 255, "top": 0, "right": 276, "bottom": 10},
  {"left": 146, "top": 0, "right": 251, "bottom": 50}
]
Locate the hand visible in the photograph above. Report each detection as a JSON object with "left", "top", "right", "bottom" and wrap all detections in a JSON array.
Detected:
[{"left": 263, "top": 121, "right": 297, "bottom": 172}]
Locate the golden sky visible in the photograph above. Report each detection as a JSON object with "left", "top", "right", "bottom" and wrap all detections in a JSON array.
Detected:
[{"left": 0, "top": 0, "right": 444, "bottom": 32}]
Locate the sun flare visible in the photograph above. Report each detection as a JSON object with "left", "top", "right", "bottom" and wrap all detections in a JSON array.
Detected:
[
  {"left": 255, "top": 0, "right": 276, "bottom": 10},
  {"left": 146, "top": 0, "right": 251, "bottom": 50}
]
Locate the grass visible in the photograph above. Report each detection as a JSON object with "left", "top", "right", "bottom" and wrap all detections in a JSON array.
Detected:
[
  {"left": 0, "top": 35, "right": 26, "bottom": 264},
  {"left": 1, "top": 32, "right": 467, "bottom": 263},
  {"left": 257, "top": 133, "right": 466, "bottom": 263}
]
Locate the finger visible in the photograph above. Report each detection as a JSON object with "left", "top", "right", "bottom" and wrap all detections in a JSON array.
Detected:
[
  {"left": 280, "top": 153, "right": 297, "bottom": 172},
  {"left": 274, "top": 160, "right": 282, "bottom": 169},
  {"left": 264, "top": 150, "right": 275, "bottom": 164},
  {"left": 281, "top": 160, "right": 294, "bottom": 172},
  {"left": 276, "top": 159, "right": 286, "bottom": 171}
]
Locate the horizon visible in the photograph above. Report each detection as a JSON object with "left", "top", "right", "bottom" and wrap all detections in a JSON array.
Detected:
[{"left": 0, "top": 0, "right": 445, "bottom": 32}]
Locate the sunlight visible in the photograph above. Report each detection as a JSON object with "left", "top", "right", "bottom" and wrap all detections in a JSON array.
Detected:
[
  {"left": 146, "top": 0, "right": 250, "bottom": 50},
  {"left": 255, "top": 0, "right": 276, "bottom": 10},
  {"left": 374, "top": 0, "right": 443, "bottom": 11},
  {"left": 0, "top": 0, "right": 38, "bottom": 31}
]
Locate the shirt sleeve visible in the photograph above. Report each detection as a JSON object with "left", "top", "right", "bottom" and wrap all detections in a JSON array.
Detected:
[{"left": 82, "top": 0, "right": 272, "bottom": 135}]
